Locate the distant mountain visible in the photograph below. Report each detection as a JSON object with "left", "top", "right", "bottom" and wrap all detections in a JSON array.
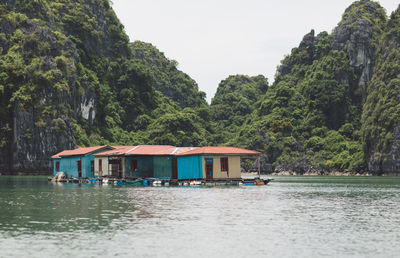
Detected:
[
  {"left": 1, "top": 0, "right": 400, "bottom": 175},
  {"left": 130, "top": 41, "right": 206, "bottom": 108},
  {"left": 361, "top": 6, "right": 400, "bottom": 173},
  {"left": 0, "top": 0, "right": 209, "bottom": 173},
  {"left": 230, "top": 0, "right": 395, "bottom": 174},
  {"left": 210, "top": 75, "right": 268, "bottom": 144}
]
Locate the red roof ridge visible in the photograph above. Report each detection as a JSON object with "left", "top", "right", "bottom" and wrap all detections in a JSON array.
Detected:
[
  {"left": 176, "top": 146, "right": 260, "bottom": 156},
  {"left": 52, "top": 145, "right": 112, "bottom": 158},
  {"left": 93, "top": 146, "right": 136, "bottom": 156},
  {"left": 53, "top": 145, "right": 259, "bottom": 158}
]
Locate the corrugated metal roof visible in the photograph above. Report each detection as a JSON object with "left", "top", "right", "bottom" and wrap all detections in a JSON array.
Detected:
[
  {"left": 93, "top": 146, "right": 136, "bottom": 156},
  {"left": 126, "top": 146, "right": 203, "bottom": 156},
  {"left": 126, "top": 145, "right": 176, "bottom": 155},
  {"left": 176, "top": 146, "right": 260, "bottom": 156},
  {"left": 51, "top": 145, "right": 111, "bottom": 158},
  {"left": 93, "top": 145, "right": 200, "bottom": 156},
  {"left": 173, "top": 147, "right": 199, "bottom": 155},
  {"left": 56, "top": 145, "right": 259, "bottom": 158}
]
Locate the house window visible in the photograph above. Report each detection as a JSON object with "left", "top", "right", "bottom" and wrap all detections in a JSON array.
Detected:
[
  {"left": 221, "top": 157, "right": 228, "bottom": 172},
  {"left": 130, "top": 159, "right": 138, "bottom": 172},
  {"left": 91, "top": 160, "right": 94, "bottom": 172},
  {"left": 99, "top": 159, "right": 102, "bottom": 172},
  {"left": 56, "top": 161, "right": 60, "bottom": 172}
]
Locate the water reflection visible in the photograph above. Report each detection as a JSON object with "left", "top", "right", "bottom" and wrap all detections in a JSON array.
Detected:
[
  {"left": 0, "top": 176, "right": 399, "bottom": 258},
  {"left": 0, "top": 178, "right": 138, "bottom": 234}
]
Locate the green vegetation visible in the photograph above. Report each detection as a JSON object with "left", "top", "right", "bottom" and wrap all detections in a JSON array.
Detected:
[
  {"left": 210, "top": 75, "right": 268, "bottom": 144},
  {"left": 361, "top": 7, "right": 400, "bottom": 169},
  {"left": 1, "top": 0, "right": 400, "bottom": 174},
  {"left": 130, "top": 41, "right": 206, "bottom": 108},
  {"left": 0, "top": 0, "right": 212, "bottom": 161},
  {"left": 231, "top": 0, "right": 388, "bottom": 173}
]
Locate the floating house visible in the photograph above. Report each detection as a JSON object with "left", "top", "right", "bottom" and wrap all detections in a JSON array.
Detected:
[
  {"left": 93, "top": 145, "right": 260, "bottom": 180},
  {"left": 52, "top": 145, "right": 260, "bottom": 179},
  {"left": 51, "top": 145, "right": 113, "bottom": 178},
  {"left": 93, "top": 145, "right": 197, "bottom": 179},
  {"left": 176, "top": 147, "right": 260, "bottom": 180}
]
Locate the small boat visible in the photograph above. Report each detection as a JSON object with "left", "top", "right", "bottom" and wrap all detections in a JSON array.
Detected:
[
  {"left": 243, "top": 182, "right": 255, "bottom": 186},
  {"left": 153, "top": 180, "right": 162, "bottom": 186},
  {"left": 215, "top": 181, "right": 227, "bottom": 186},
  {"left": 132, "top": 178, "right": 144, "bottom": 186}
]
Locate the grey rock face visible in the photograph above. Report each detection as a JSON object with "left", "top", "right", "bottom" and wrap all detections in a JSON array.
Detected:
[
  {"left": 367, "top": 121, "right": 400, "bottom": 174},
  {"left": 0, "top": 0, "right": 129, "bottom": 174},
  {"left": 331, "top": 0, "right": 385, "bottom": 101},
  {"left": 364, "top": 7, "right": 400, "bottom": 174},
  {"left": 0, "top": 18, "right": 78, "bottom": 173}
]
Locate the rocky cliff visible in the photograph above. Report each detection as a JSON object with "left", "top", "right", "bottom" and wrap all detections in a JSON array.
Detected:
[
  {"left": 0, "top": 0, "right": 210, "bottom": 174},
  {"left": 331, "top": 0, "right": 386, "bottom": 101},
  {"left": 0, "top": 0, "right": 152, "bottom": 173},
  {"left": 2, "top": 0, "right": 400, "bottom": 175},
  {"left": 361, "top": 6, "right": 400, "bottom": 174},
  {"left": 233, "top": 0, "right": 390, "bottom": 174}
]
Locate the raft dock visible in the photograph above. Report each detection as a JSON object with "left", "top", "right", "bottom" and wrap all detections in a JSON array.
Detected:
[{"left": 49, "top": 176, "right": 273, "bottom": 186}]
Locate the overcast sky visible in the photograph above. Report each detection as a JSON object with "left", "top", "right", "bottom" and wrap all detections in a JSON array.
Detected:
[{"left": 112, "top": 0, "right": 399, "bottom": 103}]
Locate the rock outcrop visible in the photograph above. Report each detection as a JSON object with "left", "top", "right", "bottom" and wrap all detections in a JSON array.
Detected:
[
  {"left": 233, "top": 0, "right": 394, "bottom": 174},
  {"left": 0, "top": 0, "right": 135, "bottom": 174},
  {"left": 0, "top": 13, "right": 79, "bottom": 173},
  {"left": 361, "top": 6, "right": 400, "bottom": 174},
  {"left": 331, "top": 0, "right": 386, "bottom": 101}
]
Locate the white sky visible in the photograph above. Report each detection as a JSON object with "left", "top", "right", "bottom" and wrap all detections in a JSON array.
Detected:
[{"left": 112, "top": 0, "right": 399, "bottom": 103}]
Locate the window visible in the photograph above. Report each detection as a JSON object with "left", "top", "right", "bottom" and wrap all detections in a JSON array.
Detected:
[
  {"left": 220, "top": 157, "right": 228, "bottom": 172},
  {"left": 130, "top": 159, "right": 138, "bottom": 172},
  {"left": 90, "top": 160, "right": 94, "bottom": 172},
  {"left": 99, "top": 159, "right": 102, "bottom": 172},
  {"left": 56, "top": 161, "right": 60, "bottom": 172}
]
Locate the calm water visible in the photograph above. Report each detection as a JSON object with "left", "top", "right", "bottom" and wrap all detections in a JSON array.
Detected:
[{"left": 0, "top": 176, "right": 400, "bottom": 258}]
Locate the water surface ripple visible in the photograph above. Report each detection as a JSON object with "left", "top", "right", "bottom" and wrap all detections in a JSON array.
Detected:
[{"left": 0, "top": 176, "right": 399, "bottom": 258}]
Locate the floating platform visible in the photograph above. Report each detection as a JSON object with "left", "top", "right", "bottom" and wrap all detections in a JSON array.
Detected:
[{"left": 48, "top": 176, "right": 273, "bottom": 186}]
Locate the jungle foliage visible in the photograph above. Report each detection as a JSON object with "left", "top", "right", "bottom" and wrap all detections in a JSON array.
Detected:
[
  {"left": 1, "top": 0, "right": 400, "bottom": 173},
  {"left": 361, "top": 7, "right": 400, "bottom": 168},
  {"left": 232, "top": 0, "right": 390, "bottom": 172},
  {"left": 0, "top": 0, "right": 212, "bottom": 151}
]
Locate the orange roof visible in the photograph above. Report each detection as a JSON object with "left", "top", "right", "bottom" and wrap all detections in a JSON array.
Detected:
[
  {"left": 173, "top": 147, "right": 199, "bottom": 155},
  {"left": 127, "top": 145, "right": 176, "bottom": 155},
  {"left": 93, "top": 145, "right": 200, "bottom": 156},
  {"left": 176, "top": 146, "right": 260, "bottom": 156},
  {"left": 79, "top": 145, "right": 259, "bottom": 157},
  {"left": 52, "top": 145, "right": 112, "bottom": 158},
  {"left": 93, "top": 146, "right": 136, "bottom": 156},
  {"left": 127, "top": 146, "right": 202, "bottom": 156}
]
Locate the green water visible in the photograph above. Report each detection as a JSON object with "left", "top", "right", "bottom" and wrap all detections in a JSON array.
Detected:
[{"left": 0, "top": 176, "right": 399, "bottom": 258}]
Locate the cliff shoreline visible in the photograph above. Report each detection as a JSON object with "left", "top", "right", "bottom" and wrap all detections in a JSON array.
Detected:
[{"left": 243, "top": 171, "right": 400, "bottom": 176}]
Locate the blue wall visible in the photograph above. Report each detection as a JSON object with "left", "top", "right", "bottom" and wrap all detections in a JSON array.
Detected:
[
  {"left": 153, "top": 156, "right": 172, "bottom": 179},
  {"left": 124, "top": 156, "right": 173, "bottom": 179},
  {"left": 53, "top": 148, "right": 112, "bottom": 178},
  {"left": 81, "top": 154, "right": 93, "bottom": 178},
  {"left": 177, "top": 155, "right": 203, "bottom": 180},
  {"left": 124, "top": 156, "right": 154, "bottom": 178},
  {"left": 55, "top": 155, "right": 81, "bottom": 178}
]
